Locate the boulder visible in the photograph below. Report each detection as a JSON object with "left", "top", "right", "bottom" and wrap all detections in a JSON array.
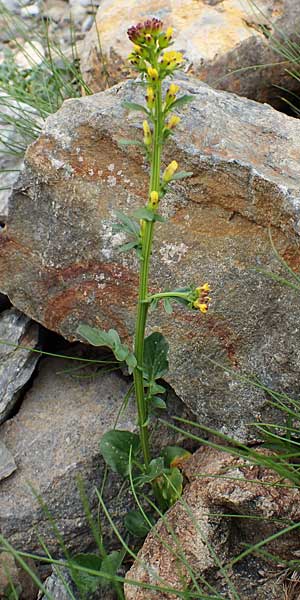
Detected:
[
  {"left": 0, "top": 439, "right": 16, "bottom": 481},
  {"left": 1, "top": 78, "right": 300, "bottom": 438},
  {"left": 0, "top": 308, "right": 40, "bottom": 424},
  {"left": 124, "top": 446, "right": 300, "bottom": 600},
  {"left": 0, "top": 552, "right": 38, "bottom": 599},
  {"left": 0, "top": 355, "right": 191, "bottom": 555},
  {"left": 80, "top": 0, "right": 300, "bottom": 109}
]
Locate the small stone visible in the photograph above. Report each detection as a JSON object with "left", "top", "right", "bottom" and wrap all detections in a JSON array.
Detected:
[
  {"left": 0, "top": 440, "right": 16, "bottom": 481},
  {"left": 0, "top": 308, "right": 40, "bottom": 424},
  {"left": 20, "top": 3, "right": 40, "bottom": 18},
  {"left": 14, "top": 41, "right": 45, "bottom": 69}
]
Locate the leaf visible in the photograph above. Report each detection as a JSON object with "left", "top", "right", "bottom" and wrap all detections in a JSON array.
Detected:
[
  {"left": 171, "top": 170, "right": 193, "bottom": 181},
  {"left": 163, "top": 297, "right": 173, "bottom": 314},
  {"left": 160, "top": 467, "right": 183, "bottom": 505},
  {"left": 71, "top": 553, "right": 102, "bottom": 594},
  {"left": 122, "top": 100, "right": 150, "bottom": 115},
  {"left": 169, "top": 95, "right": 194, "bottom": 110},
  {"left": 113, "top": 210, "right": 140, "bottom": 237},
  {"left": 133, "top": 207, "right": 166, "bottom": 222},
  {"left": 77, "top": 324, "right": 111, "bottom": 347},
  {"left": 149, "top": 396, "right": 167, "bottom": 411},
  {"left": 100, "top": 551, "right": 123, "bottom": 587},
  {"left": 118, "top": 241, "right": 139, "bottom": 253},
  {"left": 145, "top": 381, "right": 166, "bottom": 394},
  {"left": 162, "top": 446, "right": 191, "bottom": 468},
  {"left": 118, "top": 138, "right": 144, "bottom": 148},
  {"left": 99, "top": 430, "right": 141, "bottom": 476},
  {"left": 125, "top": 510, "right": 153, "bottom": 537},
  {"left": 135, "top": 457, "right": 165, "bottom": 486},
  {"left": 143, "top": 332, "right": 169, "bottom": 382},
  {"left": 77, "top": 324, "right": 136, "bottom": 373}
]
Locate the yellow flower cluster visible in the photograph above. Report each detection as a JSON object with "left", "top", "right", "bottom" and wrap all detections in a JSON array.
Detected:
[
  {"left": 193, "top": 283, "right": 211, "bottom": 313},
  {"left": 161, "top": 51, "right": 184, "bottom": 69}
]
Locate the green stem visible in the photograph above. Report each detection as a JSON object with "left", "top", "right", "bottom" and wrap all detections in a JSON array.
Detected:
[
  {"left": 146, "top": 291, "right": 189, "bottom": 302},
  {"left": 133, "top": 75, "right": 162, "bottom": 470}
]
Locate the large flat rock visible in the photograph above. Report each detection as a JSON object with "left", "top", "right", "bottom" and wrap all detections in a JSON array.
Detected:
[
  {"left": 1, "top": 77, "right": 300, "bottom": 438},
  {"left": 80, "top": 0, "right": 300, "bottom": 109}
]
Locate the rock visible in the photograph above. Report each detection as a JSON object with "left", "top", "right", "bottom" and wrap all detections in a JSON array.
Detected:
[
  {"left": 80, "top": 0, "right": 300, "bottom": 108},
  {"left": 0, "top": 439, "right": 16, "bottom": 480},
  {"left": 0, "top": 552, "right": 38, "bottom": 599},
  {"left": 0, "top": 308, "right": 40, "bottom": 424},
  {"left": 2, "top": 78, "right": 300, "bottom": 438},
  {"left": 0, "top": 355, "right": 190, "bottom": 555},
  {"left": 124, "top": 446, "right": 300, "bottom": 600},
  {"left": 20, "top": 3, "right": 41, "bottom": 18},
  {"left": 38, "top": 565, "right": 117, "bottom": 599},
  {"left": 14, "top": 41, "right": 45, "bottom": 70},
  {"left": 0, "top": 91, "right": 42, "bottom": 218}
]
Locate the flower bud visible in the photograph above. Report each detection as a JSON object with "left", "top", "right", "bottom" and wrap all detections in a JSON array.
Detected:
[
  {"left": 166, "top": 83, "right": 179, "bottom": 105},
  {"left": 146, "top": 86, "right": 155, "bottom": 109},
  {"left": 149, "top": 190, "right": 159, "bottom": 209},
  {"left": 165, "top": 27, "right": 173, "bottom": 40},
  {"left": 147, "top": 66, "right": 159, "bottom": 81},
  {"left": 166, "top": 115, "right": 181, "bottom": 129},
  {"left": 163, "top": 160, "right": 178, "bottom": 182},
  {"left": 143, "top": 120, "right": 152, "bottom": 146}
]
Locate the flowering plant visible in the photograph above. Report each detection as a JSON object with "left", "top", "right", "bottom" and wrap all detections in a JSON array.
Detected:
[{"left": 77, "top": 19, "right": 210, "bottom": 513}]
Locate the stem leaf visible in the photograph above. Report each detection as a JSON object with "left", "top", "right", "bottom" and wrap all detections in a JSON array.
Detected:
[
  {"left": 122, "top": 101, "right": 150, "bottom": 115},
  {"left": 133, "top": 207, "right": 165, "bottom": 222},
  {"left": 76, "top": 324, "right": 137, "bottom": 373},
  {"left": 171, "top": 170, "right": 193, "bottom": 181},
  {"left": 143, "top": 332, "right": 169, "bottom": 382},
  {"left": 169, "top": 95, "right": 194, "bottom": 110}
]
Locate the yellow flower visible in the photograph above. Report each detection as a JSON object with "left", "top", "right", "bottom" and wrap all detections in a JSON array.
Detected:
[
  {"left": 146, "top": 86, "right": 155, "bottom": 109},
  {"left": 147, "top": 66, "right": 159, "bottom": 81},
  {"left": 143, "top": 120, "right": 152, "bottom": 145},
  {"left": 161, "top": 50, "right": 184, "bottom": 69},
  {"left": 193, "top": 300, "right": 209, "bottom": 313},
  {"left": 166, "top": 115, "right": 181, "bottom": 129},
  {"left": 165, "top": 27, "right": 173, "bottom": 41},
  {"left": 196, "top": 283, "right": 211, "bottom": 294},
  {"left": 149, "top": 190, "right": 159, "bottom": 209},
  {"left": 163, "top": 160, "right": 178, "bottom": 182},
  {"left": 133, "top": 44, "right": 142, "bottom": 54}
]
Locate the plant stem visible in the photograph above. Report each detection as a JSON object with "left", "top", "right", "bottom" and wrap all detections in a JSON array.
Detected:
[{"left": 133, "top": 75, "right": 162, "bottom": 470}]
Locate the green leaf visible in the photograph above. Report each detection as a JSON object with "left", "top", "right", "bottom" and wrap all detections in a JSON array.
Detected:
[
  {"left": 135, "top": 457, "right": 165, "bottom": 486},
  {"left": 125, "top": 510, "right": 153, "bottom": 538},
  {"left": 77, "top": 324, "right": 136, "bottom": 373},
  {"left": 118, "top": 138, "right": 144, "bottom": 148},
  {"left": 99, "top": 430, "right": 141, "bottom": 476},
  {"left": 169, "top": 95, "right": 194, "bottom": 110},
  {"left": 161, "top": 467, "right": 183, "bottom": 505},
  {"left": 77, "top": 324, "right": 111, "bottom": 347},
  {"left": 162, "top": 446, "right": 191, "bottom": 468},
  {"left": 113, "top": 210, "right": 140, "bottom": 237},
  {"left": 118, "top": 241, "right": 139, "bottom": 253},
  {"left": 100, "top": 551, "right": 123, "bottom": 587},
  {"left": 143, "top": 332, "right": 169, "bottom": 382},
  {"left": 163, "top": 297, "right": 173, "bottom": 314},
  {"left": 71, "top": 553, "right": 102, "bottom": 594},
  {"left": 145, "top": 381, "right": 166, "bottom": 394},
  {"left": 133, "top": 207, "right": 166, "bottom": 223},
  {"left": 171, "top": 170, "right": 193, "bottom": 181},
  {"left": 149, "top": 396, "right": 167, "bottom": 411},
  {"left": 122, "top": 101, "right": 150, "bottom": 115}
]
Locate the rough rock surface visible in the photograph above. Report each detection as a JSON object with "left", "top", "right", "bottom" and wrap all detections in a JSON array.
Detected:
[
  {"left": 0, "top": 308, "right": 40, "bottom": 424},
  {"left": 0, "top": 552, "right": 38, "bottom": 599},
  {"left": 1, "top": 78, "right": 300, "bottom": 438},
  {"left": 124, "top": 446, "right": 300, "bottom": 600},
  {"left": 0, "top": 439, "right": 16, "bottom": 481},
  {"left": 0, "top": 356, "right": 191, "bottom": 555},
  {"left": 80, "top": 0, "right": 300, "bottom": 109}
]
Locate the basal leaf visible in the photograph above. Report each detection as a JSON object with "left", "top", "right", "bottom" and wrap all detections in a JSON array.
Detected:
[
  {"left": 162, "top": 446, "right": 191, "bottom": 468},
  {"left": 100, "top": 551, "right": 123, "bottom": 587},
  {"left": 135, "top": 457, "right": 165, "bottom": 486},
  {"left": 125, "top": 510, "right": 153, "bottom": 538},
  {"left": 71, "top": 553, "right": 102, "bottom": 594},
  {"left": 99, "top": 430, "right": 141, "bottom": 476},
  {"left": 143, "top": 332, "right": 169, "bottom": 382}
]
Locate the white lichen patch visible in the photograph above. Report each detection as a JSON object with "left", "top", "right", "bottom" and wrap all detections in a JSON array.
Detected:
[
  {"left": 159, "top": 242, "right": 188, "bottom": 265},
  {"left": 107, "top": 175, "right": 117, "bottom": 187},
  {"left": 101, "top": 220, "right": 126, "bottom": 260}
]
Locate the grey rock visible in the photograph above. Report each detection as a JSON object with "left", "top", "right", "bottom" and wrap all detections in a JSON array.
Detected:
[
  {"left": 2, "top": 77, "right": 300, "bottom": 439},
  {"left": 0, "top": 356, "right": 190, "bottom": 555},
  {"left": 20, "top": 3, "right": 40, "bottom": 18},
  {"left": 0, "top": 308, "right": 40, "bottom": 424},
  {"left": 0, "top": 439, "right": 16, "bottom": 480},
  {"left": 0, "top": 92, "right": 42, "bottom": 218}
]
